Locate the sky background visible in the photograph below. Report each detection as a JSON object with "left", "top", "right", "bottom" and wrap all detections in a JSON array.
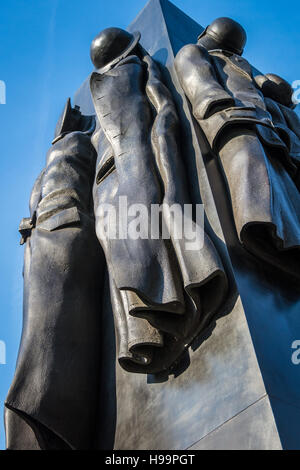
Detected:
[{"left": 0, "top": 0, "right": 299, "bottom": 450}]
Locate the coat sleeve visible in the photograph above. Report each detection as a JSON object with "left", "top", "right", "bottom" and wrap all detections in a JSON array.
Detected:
[{"left": 174, "top": 44, "right": 235, "bottom": 120}]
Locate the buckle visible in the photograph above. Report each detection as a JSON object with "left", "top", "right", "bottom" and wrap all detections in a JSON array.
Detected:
[{"left": 19, "top": 217, "right": 34, "bottom": 245}]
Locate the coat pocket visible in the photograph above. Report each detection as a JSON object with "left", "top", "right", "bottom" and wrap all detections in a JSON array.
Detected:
[{"left": 37, "top": 207, "right": 81, "bottom": 232}]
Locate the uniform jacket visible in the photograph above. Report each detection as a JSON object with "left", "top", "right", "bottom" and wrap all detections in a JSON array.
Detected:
[{"left": 175, "top": 44, "right": 285, "bottom": 150}]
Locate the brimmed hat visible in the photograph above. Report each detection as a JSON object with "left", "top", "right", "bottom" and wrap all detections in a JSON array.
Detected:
[{"left": 90, "top": 27, "right": 141, "bottom": 74}]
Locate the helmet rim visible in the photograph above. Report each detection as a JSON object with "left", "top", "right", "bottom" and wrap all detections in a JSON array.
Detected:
[{"left": 91, "top": 29, "right": 141, "bottom": 74}]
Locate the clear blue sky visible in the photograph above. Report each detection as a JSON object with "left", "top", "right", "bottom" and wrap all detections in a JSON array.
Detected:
[{"left": 0, "top": 0, "right": 299, "bottom": 450}]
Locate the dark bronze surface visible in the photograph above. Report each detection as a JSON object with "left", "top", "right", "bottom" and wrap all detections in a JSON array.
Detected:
[
  {"left": 5, "top": 101, "right": 104, "bottom": 449},
  {"left": 90, "top": 27, "right": 141, "bottom": 73},
  {"left": 106, "top": 0, "right": 280, "bottom": 450},
  {"left": 90, "top": 27, "right": 228, "bottom": 374},
  {"left": 198, "top": 17, "right": 247, "bottom": 55},
  {"left": 5, "top": 0, "right": 300, "bottom": 451},
  {"left": 175, "top": 21, "right": 300, "bottom": 280},
  {"left": 171, "top": 5, "right": 300, "bottom": 449}
]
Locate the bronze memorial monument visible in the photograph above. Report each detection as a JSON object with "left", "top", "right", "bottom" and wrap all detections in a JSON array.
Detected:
[{"left": 4, "top": 0, "right": 300, "bottom": 450}]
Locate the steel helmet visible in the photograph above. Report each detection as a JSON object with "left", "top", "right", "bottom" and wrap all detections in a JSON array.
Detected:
[{"left": 198, "top": 17, "right": 247, "bottom": 55}]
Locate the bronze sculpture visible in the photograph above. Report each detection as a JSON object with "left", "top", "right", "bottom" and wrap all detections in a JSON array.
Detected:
[
  {"left": 175, "top": 17, "right": 300, "bottom": 280},
  {"left": 90, "top": 28, "right": 228, "bottom": 373},
  {"left": 256, "top": 73, "right": 300, "bottom": 190},
  {"left": 5, "top": 9, "right": 300, "bottom": 450},
  {"left": 5, "top": 27, "right": 229, "bottom": 449},
  {"left": 5, "top": 102, "right": 104, "bottom": 449}
]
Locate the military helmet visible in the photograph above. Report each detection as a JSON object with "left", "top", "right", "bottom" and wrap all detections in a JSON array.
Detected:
[
  {"left": 259, "top": 73, "right": 295, "bottom": 108},
  {"left": 90, "top": 27, "right": 141, "bottom": 73},
  {"left": 198, "top": 17, "right": 247, "bottom": 55}
]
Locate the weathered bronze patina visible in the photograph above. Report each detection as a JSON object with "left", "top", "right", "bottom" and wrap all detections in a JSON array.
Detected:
[{"left": 175, "top": 17, "right": 300, "bottom": 279}]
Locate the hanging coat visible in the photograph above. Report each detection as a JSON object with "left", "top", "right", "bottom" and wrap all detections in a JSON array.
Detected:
[
  {"left": 175, "top": 44, "right": 300, "bottom": 280},
  {"left": 90, "top": 51, "right": 228, "bottom": 374},
  {"left": 264, "top": 97, "right": 300, "bottom": 188},
  {"left": 5, "top": 103, "right": 105, "bottom": 450}
]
